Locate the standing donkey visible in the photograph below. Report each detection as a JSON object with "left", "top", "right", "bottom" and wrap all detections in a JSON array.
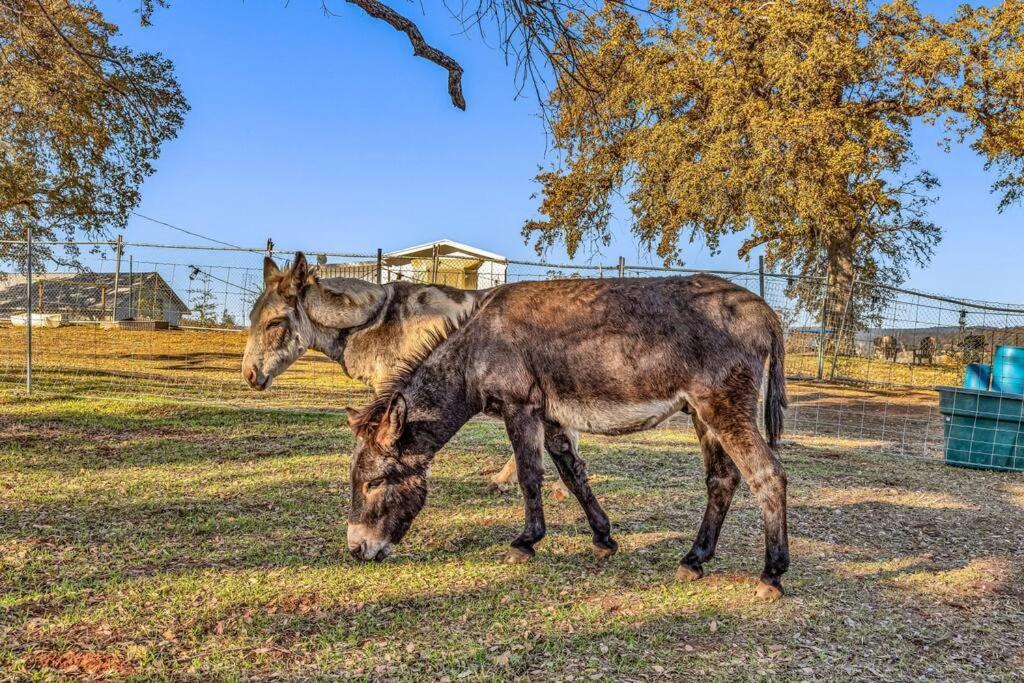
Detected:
[
  {"left": 241, "top": 253, "right": 570, "bottom": 494},
  {"left": 346, "top": 274, "right": 791, "bottom": 600}
]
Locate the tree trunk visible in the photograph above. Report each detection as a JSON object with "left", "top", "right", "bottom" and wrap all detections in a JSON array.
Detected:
[{"left": 824, "top": 237, "right": 857, "bottom": 367}]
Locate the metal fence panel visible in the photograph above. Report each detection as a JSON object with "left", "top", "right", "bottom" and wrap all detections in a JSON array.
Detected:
[{"left": 2, "top": 239, "right": 1022, "bottom": 461}]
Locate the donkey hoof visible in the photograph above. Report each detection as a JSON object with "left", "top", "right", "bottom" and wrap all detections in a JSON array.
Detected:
[
  {"left": 487, "top": 481, "right": 513, "bottom": 494},
  {"left": 591, "top": 540, "right": 618, "bottom": 560},
  {"left": 675, "top": 563, "right": 704, "bottom": 582},
  {"left": 754, "top": 581, "right": 784, "bottom": 601},
  {"left": 551, "top": 484, "right": 571, "bottom": 501},
  {"left": 503, "top": 547, "right": 534, "bottom": 564}
]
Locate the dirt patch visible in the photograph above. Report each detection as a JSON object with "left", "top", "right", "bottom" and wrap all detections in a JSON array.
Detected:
[{"left": 32, "top": 650, "right": 134, "bottom": 678}]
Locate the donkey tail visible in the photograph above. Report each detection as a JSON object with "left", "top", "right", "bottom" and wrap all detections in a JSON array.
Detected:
[{"left": 765, "top": 319, "right": 788, "bottom": 449}]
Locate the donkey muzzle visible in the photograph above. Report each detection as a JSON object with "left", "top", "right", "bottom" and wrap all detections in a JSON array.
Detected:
[
  {"left": 242, "top": 365, "right": 271, "bottom": 391},
  {"left": 347, "top": 524, "right": 393, "bottom": 562}
]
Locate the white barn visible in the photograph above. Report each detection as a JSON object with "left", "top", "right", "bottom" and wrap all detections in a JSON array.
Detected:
[{"left": 319, "top": 239, "right": 507, "bottom": 290}]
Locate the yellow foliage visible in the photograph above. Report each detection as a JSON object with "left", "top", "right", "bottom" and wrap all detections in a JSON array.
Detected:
[
  {"left": 526, "top": 0, "right": 1024, "bottom": 297},
  {"left": 0, "top": 0, "right": 187, "bottom": 257}
]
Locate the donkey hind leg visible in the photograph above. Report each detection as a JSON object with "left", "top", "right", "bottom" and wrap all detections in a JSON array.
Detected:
[
  {"left": 488, "top": 456, "right": 519, "bottom": 491},
  {"left": 709, "top": 411, "right": 789, "bottom": 600},
  {"left": 501, "top": 406, "right": 547, "bottom": 563},
  {"left": 489, "top": 454, "right": 571, "bottom": 500},
  {"left": 544, "top": 424, "right": 618, "bottom": 560},
  {"left": 677, "top": 414, "right": 742, "bottom": 582}
]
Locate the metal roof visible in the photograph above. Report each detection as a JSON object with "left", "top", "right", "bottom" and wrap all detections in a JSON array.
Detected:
[
  {"left": 384, "top": 239, "right": 506, "bottom": 262},
  {"left": 0, "top": 272, "right": 190, "bottom": 313}
]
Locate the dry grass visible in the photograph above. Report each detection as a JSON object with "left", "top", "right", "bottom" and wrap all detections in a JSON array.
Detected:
[
  {"left": 2, "top": 328, "right": 955, "bottom": 406},
  {"left": 2, "top": 394, "right": 1022, "bottom": 680},
  {"left": 0, "top": 325, "right": 371, "bottom": 409},
  {"left": 787, "top": 352, "right": 966, "bottom": 388},
  {"left": 1, "top": 326, "right": 949, "bottom": 462}
]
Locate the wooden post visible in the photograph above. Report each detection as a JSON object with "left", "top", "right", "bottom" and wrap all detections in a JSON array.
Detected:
[
  {"left": 617, "top": 256, "right": 625, "bottom": 278},
  {"left": 376, "top": 248, "right": 383, "bottom": 285},
  {"left": 37, "top": 281, "right": 43, "bottom": 313}
]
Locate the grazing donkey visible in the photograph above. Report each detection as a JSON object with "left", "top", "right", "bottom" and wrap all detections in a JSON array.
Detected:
[
  {"left": 346, "top": 274, "right": 791, "bottom": 600},
  {"left": 240, "top": 253, "right": 571, "bottom": 494}
]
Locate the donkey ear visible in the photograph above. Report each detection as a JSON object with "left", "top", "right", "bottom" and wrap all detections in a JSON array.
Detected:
[
  {"left": 290, "top": 252, "right": 309, "bottom": 287},
  {"left": 263, "top": 256, "right": 280, "bottom": 284},
  {"left": 277, "top": 252, "right": 311, "bottom": 297},
  {"left": 376, "top": 393, "right": 407, "bottom": 451},
  {"left": 345, "top": 406, "right": 361, "bottom": 432}
]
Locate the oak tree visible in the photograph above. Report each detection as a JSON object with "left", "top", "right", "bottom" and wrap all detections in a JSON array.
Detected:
[
  {"left": 0, "top": 0, "right": 187, "bottom": 267},
  {"left": 525, "top": 0, "right": 1024, "bottom": 326}
]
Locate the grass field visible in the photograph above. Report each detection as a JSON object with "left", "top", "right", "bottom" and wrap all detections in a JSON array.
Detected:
[
  {"left": 0, "top": 326, "right": 371, "bottom": 409},
  {"left": 2, "top": 394, "right": 1022, "bottom": 680},
  {"left": 786, "top": 352, "right": 966, "bottom": 388}
]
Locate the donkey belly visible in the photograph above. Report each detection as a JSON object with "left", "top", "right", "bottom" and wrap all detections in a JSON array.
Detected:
[{"left": 546, "top": 392, "right": 690, "bottom": 436}]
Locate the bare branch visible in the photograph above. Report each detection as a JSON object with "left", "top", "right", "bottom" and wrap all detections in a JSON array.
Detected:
[{"left": 342, "top": 0, "right": 466, "bottom": 110}]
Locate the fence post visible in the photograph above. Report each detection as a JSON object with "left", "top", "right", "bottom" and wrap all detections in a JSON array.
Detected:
[
  {"left": 127, "top": 255, "right": 134, "bottom": 320},
  {"left": 265, "top": 238, "right": 274, "bottom": 260},
  {"left": 816, "top": 266, "right": 831, "bottom": 381},
  {"left": 111, "top": 235, "right": 123, "bottom": 321},
  {"left": 758, "top": 255, "right": 765, "bottom": 298},
  {"left": 25, "top": 225, "right": 32, "bottom": 395},
  {"left": 376, "top": 248, "right": 383, "bottom": 285},
  {"left": 617, "top": 256, "right": 625, "bottom": 278}
]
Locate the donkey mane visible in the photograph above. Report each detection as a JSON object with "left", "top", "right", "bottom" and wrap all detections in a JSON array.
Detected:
[{"left": 348, "top": 292, "right": 492, "bottom": 436}]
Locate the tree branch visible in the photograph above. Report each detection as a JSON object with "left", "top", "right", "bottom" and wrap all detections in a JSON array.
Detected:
[
  {"left": 738, "top": 230, "right": 785, "bottom": 259},
  {"left": 343, "top": 0, "right": 466, "bottom": 110}
]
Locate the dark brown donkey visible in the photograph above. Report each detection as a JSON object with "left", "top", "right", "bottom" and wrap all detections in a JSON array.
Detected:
[{"left": 346, "top": 275, "right": 790, "bottom": 600}]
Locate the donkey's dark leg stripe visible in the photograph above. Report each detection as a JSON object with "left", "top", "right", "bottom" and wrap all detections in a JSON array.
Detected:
[
  {"left": 680, "top": 415, "right": 741, "bottom": 576},
  {"left": 544, "top": 425, "right": 617, "bottom": 554},
  {"left": 503, "top": 406, "right": 547, "bottom": 557}
]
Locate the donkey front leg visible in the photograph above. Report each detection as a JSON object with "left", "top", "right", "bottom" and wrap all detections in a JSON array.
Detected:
[
  {"left": 677, "top": 414, "right": 741, "bottom": 582},
  {"left": 502, "top": 405, "right": 547, "bottom": 563},
  {"left": 544, "top": 424, "right": 618, "bottom": 559}
]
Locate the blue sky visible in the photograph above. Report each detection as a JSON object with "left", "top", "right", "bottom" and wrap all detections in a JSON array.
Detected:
[{"left": 100, "top": 1, "right": 1019, "bottom": 302}]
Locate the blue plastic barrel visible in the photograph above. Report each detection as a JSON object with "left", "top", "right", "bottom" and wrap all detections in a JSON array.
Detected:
[
  {"left": 992, "top": 345, "right": 1024, "bottom": 395},
  {"left": 964, "top": 362, "right": 992, "bottom": 391}
]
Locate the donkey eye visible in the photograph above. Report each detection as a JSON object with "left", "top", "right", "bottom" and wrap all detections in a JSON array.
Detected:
[
  {"left": 265, "top": 318, "right": 286, "bottom": 330},
  {"left": 364, "top": 478, "right": 385, "bottom": 493}
]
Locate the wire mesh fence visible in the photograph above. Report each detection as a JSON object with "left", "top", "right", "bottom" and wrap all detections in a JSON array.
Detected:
[{"left": 2, "top": 238, "right": 1023, "bottom": 463}]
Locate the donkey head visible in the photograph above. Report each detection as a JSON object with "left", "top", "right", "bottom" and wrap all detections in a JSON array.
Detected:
[
  {"left": 346, "top": 393, "right": 432, "bottom": 561},
  {"left": 242, "top": 252, "right": 316, "bottom": 391}
]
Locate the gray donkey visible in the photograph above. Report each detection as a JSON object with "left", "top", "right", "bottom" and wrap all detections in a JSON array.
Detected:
[
  {"left": 241, "top": 253, "right": 570, "bottom": 495},
  {"left": 346, "top": 273, "right": 790, "bottom": 600}
]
